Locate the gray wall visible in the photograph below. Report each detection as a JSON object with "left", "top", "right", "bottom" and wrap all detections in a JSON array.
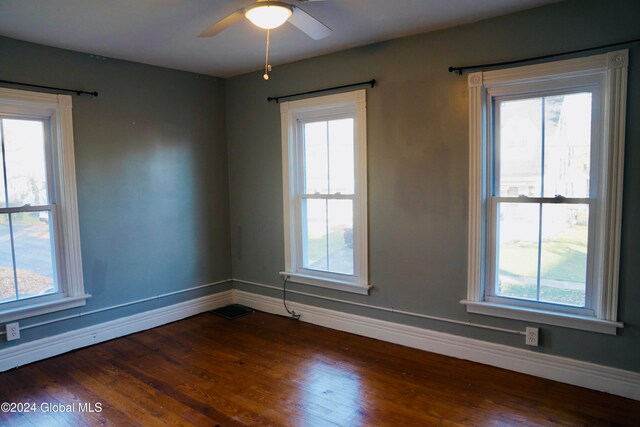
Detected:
[
  {"left": 226, "top": 0, "right": 640, "bottom": 372},
  {"left": 0, "top": 36, "right": 232, "bottom": 345}
]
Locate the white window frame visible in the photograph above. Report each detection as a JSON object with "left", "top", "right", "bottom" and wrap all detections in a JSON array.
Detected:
[
  {"left": 462, "top": 51, "right": 628, "bottom": 335},
  {"left": 0, "top": 87, "right": 88, "bottom": 323},
  {"left": 280, "top": 90, "right": 370, "bottom": 294}
]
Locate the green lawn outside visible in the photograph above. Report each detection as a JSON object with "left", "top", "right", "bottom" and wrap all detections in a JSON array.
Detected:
[
  {"left": 499, "top": 225, "right": 588, "bottom": 306},
  {"left": 498, "top": 282, "right": 586, "bottom": 306},
  {"left": 306, "top": 228, "right": 347, "bottom": 267},
  {"left": 499, "top": 225, "right": 588, "bottom": 282}
]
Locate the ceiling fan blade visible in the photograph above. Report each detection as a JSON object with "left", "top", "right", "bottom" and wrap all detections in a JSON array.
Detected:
[
  {"left": 289, "top": 6, "right": 332, "bottom": 40},
  {"left": 198, "top": 9, "right": 244, "bottom": 38}
]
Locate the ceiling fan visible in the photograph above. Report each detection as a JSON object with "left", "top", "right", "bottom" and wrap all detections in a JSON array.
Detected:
[
  {"left": 199, "top": 0, "right": 332, "bottom": 80},
  {"left": 198, "top": 0, "right": 333, "bottom": 40}
]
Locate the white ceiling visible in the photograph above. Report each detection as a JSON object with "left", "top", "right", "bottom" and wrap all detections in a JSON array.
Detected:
[{"left": 0, "top": 0, "right": 560, "bottom": 78}]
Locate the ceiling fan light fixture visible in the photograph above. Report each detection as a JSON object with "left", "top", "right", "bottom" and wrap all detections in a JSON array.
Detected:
[{"left": 245, "top": 3, "right": 293, "bottom": 30}]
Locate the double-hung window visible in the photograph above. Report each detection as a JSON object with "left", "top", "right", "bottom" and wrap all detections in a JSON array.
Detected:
[
  {"left": 280, "top": 90, "right": 369, "bottom": 294},
  {"left": 0, "top": 88, "right": 87, "bottom": 323},
  {"left": 463, "top": 51, "right": 628, "bottom": 334}
]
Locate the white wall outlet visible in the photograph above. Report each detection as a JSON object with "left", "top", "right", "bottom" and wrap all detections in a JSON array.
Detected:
[
  {"left": 5, "top": 322, "right": 20, "bottom": 341},
  {"left": 525, "top": 327, "right": 539, "bottom": 346}
]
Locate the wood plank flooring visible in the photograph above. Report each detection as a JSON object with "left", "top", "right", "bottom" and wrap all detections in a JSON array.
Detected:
[{"left": 0, "top": 310, "right": 638, "bottom": 426}]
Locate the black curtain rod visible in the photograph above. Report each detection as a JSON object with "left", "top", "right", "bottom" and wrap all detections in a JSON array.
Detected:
[
  {"left": 448, "top": 38, "right": 640, "bottom": 75},
  {"left": 0, "top": 79, "right": 98, "bottom": 97},
  {"left": 267, "top": 79, "right": 376, "bottom": 103}
]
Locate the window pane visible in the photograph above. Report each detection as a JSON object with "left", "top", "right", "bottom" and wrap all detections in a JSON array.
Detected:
[
  {"left": 12, "top": 212, "right": 56, "bottom": 299},
  {"left": 328, "top": 200, "right": 353, "bottom": 275},
  {"left": 497, "top": 203, "right": 540, "bottom": 300},
  {"left": 328, "top": 118, "right": 355, "bottom": 195},
  {"left": 498, "top": 98, "right": 542, "bottom": 197},
  {"left": 539, "top": 204, "right": 588, "bottom": 307},
  {"left": 543, "top": 93, "right": 592, "bottom": 198},
  {"left": 3, "top": 119, "right": 49, "bottom": 207},
  {"left": 303, "top": 199, "right": 328, "bottom": 271},
  {"left": 304, "top": 121, "right": 329, "bottom": 194},
  {"left": 0, "top": 216, "right": 16, "bottom": 302}
]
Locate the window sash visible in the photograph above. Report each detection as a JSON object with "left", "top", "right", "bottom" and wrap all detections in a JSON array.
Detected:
[
  {"left": 0, "top": 115, "right": 58, "bottom": 204},
  {"left": 486, "top": 198, "right": 596, "bottom": 316},
  {"left": 294, "top": 114, "right": 359, "bottom": 279},
  {"left": 296, "top": 193, "right": 355, "bottom": 275},
  {"left": 300, "top": 194, "right": 354, "bottom": 200},
  {"left": 491, "top": 89, "right": 600, "bottom": 200},
  {"left": 0, "top": 204, "right": 54, "bottom": 214},
  {"left": 486, "top": 88, "right": 600, "bottom": 313},
  {"left": 295, "top": 113, "right": 356, "bottom": 197},
  {"left": 281, "top": 90, "right": 368, "bottom": 290},
  {"left": 490, "top": 196, "right": 590, "bottom": 204},
  {"left": 0, "top": 289, "right": 70, "bottom": 315},
  {"left": 0, "top": 115, "right": 62, "bottom": 306}
]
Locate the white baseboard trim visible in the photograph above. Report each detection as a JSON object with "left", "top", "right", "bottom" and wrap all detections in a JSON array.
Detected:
[
  {"left": 2, "top": 285, "right": 638, "bottom": 401},
  {"left": 0, "top": 290, "right": 233, "bottom": 372},
  {"left": 233, "top": 289, "right": 640, "bottom": 401}
]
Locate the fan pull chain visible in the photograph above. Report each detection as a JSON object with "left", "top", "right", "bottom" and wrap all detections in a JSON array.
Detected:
[{"left": 263, "top": 29, "right": 272, "bottom": 80}]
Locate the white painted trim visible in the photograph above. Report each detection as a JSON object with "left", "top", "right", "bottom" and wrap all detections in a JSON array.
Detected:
[
  {"left": 0, "top": 290, "right": 233, "bottom": 372},
  {"left": 56, "top": 93, "right": 85, "bottom": 300},
  {"left": 354, "top": 89, "right": 368, "bottom": 288},
  {"left": 0, "top": 88, "right": 85, "bottom": 321},
  {"left": 467, "top": 72, "right": 484, "bottom": 302},
  {"left": 234, "top": 278, "right": 523, "bottom": 335},
  {"left": 281, "top": 101, "right": 294, "bottom": 273},
  {"left": 465, "top": 51, "right": 628, "bottom": 328},
  {"left": 280, "top": 271, "right": 371, "bottom": 295},
  {"left": 0, "top": 294, "right": 90, "bottom": 324},
  {"left": 0, "top": 87, "right": 65, "bottom": 106},
  {"left": 2, "top": 284, "right": 637, "bottom": 401},
  {"left": 2, "top": 279, "right": 232, "bottom": 335},
  {"left": 234, "top": 289, "right": 640, "bottom": 401},
  {"left": 480, "top": 52, "right": 612, "bottom": 87},
  {"left": 461, "top": 300, "right": 622, "bottom": 335},
  {"left": 280, "top": 89, "right": 369, "bottom": 289},
  {"left": 601, "top": 50, "right": 628, "bottom": 321},
  {"left": 279, "top": 90, "right": 365, "bottom": 112}
]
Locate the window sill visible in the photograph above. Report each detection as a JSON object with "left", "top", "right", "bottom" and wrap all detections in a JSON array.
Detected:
[
  {"left": 0, "top": 294, "right": 91, "bottom": 323},
  {"left": 460, "top": 300, "right": 623, "bottom": 335},
  {"left": 280, "top": 272, "right": 371, "bottom": 295}
]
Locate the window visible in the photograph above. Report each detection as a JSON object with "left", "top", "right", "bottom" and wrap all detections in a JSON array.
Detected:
[
  {"left": 463, "top": 51, "right": 628, "bottom": 334},
  {"left": 280, "top": 90, "right": 369, "bottom": 294},
  {"left": 0, "top": 88, "right": 87, "bottom": 322}
]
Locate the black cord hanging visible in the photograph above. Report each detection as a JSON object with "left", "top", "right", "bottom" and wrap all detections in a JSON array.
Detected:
[{"left": 283, "top": 275, "right": 300, "bottom": 320}]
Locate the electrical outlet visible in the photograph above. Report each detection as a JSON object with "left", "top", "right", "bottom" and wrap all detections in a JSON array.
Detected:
[
  {"left": 525, "top": 327, "right": 539, "bottom": 346},
  {"left": 5, "top": 322, "right": 20, "bottom": 341}
]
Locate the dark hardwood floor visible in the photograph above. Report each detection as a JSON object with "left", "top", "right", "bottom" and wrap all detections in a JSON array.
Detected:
[{"left": 0, "top": 310, "right": 638, "bottom": 426}]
